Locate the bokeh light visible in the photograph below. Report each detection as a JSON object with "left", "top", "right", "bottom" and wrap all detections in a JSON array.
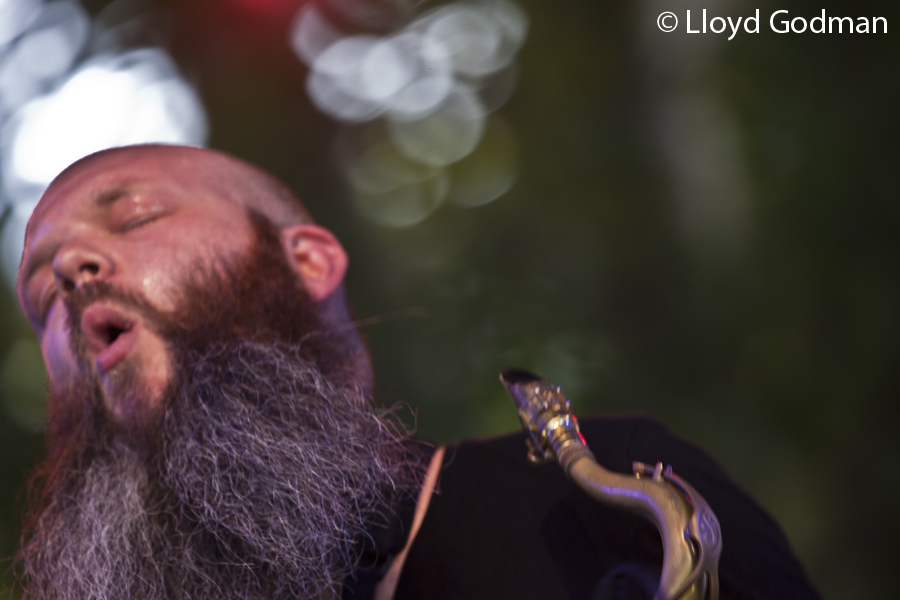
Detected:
[
  {"left": 388, "top": 84, "right": 485, "bottom": 167},
  {"left": 291, "top": 0, "right": 527, "bottom": 227},
  {"left": 445, "top": 114, "right": 516, "bottom": 208},
  {"left": 9, "top": 50, "right": 206, "bottom": 184},
  {"left": 0, "top": 0, "right": 208, "bottom": 289}
]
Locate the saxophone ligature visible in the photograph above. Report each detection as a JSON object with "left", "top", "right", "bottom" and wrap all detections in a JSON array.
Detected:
[{"left": 500, "top": 369, "right": 722, "bottom": 600}]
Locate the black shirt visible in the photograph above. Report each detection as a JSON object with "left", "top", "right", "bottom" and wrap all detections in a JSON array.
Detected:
[{"left": 346, "top": 415, "right": 820, "bottom": 599}]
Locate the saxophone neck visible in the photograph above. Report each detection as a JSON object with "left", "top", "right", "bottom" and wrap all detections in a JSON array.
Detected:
[{"left": 500, "top": 369, "right": 722, "bottom": 600}]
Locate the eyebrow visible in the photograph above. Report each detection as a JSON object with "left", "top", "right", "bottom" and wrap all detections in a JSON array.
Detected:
[{"left": 94, "top": 184, "right": 136, "bottom": 207}]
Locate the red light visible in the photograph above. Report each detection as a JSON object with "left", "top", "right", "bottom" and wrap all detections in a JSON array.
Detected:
[{"left": 231, "top": 0, "right": 296, "bottom": 12}]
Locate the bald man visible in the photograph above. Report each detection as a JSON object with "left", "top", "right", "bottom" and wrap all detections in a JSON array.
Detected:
[{"left": 13, "top": 145, "right": 820, "bottom": 600}]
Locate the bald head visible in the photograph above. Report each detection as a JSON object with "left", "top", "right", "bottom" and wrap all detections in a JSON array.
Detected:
[{"left": 35, "top": 144, "right": 312, "bottom": 234}]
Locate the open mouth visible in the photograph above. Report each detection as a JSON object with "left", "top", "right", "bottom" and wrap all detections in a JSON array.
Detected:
[{"left": 80, "top": 304, "right": 139, "bottom": 373}]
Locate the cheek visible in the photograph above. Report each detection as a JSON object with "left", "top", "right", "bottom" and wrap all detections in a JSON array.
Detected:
[
  {"left": 127, "top": 247, "right": 200, "bottom": 314},
  {"left": 139, "top": 269, "right": 180, "bottom": 312},
  {"left": 130, "top": 221, "right": 255, "bottom": 312},
  {"left": 135, "top": 331, "right": 172, "bottom": 405},
  {"left": 41, "top": 304, "right": 79, "bottom": 388}
]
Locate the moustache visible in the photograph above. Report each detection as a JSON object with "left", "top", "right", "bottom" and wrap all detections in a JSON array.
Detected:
[{"left": 62, "top": 281, "right": 172, "bottom": 370}]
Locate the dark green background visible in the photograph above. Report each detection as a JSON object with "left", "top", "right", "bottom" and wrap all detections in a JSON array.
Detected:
[{"left": 1, "top": 0, "right": 897, "bottom": 597}]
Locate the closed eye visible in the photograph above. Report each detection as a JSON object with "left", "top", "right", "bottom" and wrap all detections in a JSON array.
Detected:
[{"left": 122, "top": 213, "right": 164, "bottom": 231}]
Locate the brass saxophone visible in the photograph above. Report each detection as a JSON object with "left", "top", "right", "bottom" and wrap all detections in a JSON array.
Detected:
[{"left": 500, "top": 369, "right": 722, "bottom": 600}]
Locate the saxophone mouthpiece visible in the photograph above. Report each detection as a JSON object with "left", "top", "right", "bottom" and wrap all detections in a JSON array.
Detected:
[
  {"left": 500, "top": 368, "right": 591, "bottom": 466},
  {"left": 499, "top": 368, "right": 543, "bottom": 411}
]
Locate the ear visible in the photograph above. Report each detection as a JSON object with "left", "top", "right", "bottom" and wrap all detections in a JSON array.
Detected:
[{"left": 280, "top": 224, "right": 348, "bottom": 302}]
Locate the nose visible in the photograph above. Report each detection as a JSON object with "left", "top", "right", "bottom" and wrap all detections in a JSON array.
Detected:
[{"left": 52, "top": 240, "right": 115, "bottom": 294}]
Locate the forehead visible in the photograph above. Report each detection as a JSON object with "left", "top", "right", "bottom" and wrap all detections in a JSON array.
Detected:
[
  {"left": 30, "top": 149, "right": 226, "bottom": 227},
  {"left": 18, "top": 149, "right": 255, "bottom": 299}
]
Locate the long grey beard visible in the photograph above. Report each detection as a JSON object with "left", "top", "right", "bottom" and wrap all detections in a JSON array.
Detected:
[
  {"left": 21, "top": 341, "right": 421, "bottom": 600},
  {"left": 22, "top": 439, "right": 172, "bottom": 600}
]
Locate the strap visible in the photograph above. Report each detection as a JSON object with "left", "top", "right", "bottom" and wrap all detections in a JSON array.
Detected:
[{"left": 373, "top": 445, "right": 446, "bottom": 600}]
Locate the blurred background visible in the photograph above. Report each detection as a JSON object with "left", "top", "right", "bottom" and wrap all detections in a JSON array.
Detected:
[{"left": 0, "top": 0, "right": 897, "bottom": 597}]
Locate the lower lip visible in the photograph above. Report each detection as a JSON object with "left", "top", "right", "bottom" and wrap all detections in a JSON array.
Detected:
[{"left": 96, "top": 328, "right": 137, "bottom": 374}]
